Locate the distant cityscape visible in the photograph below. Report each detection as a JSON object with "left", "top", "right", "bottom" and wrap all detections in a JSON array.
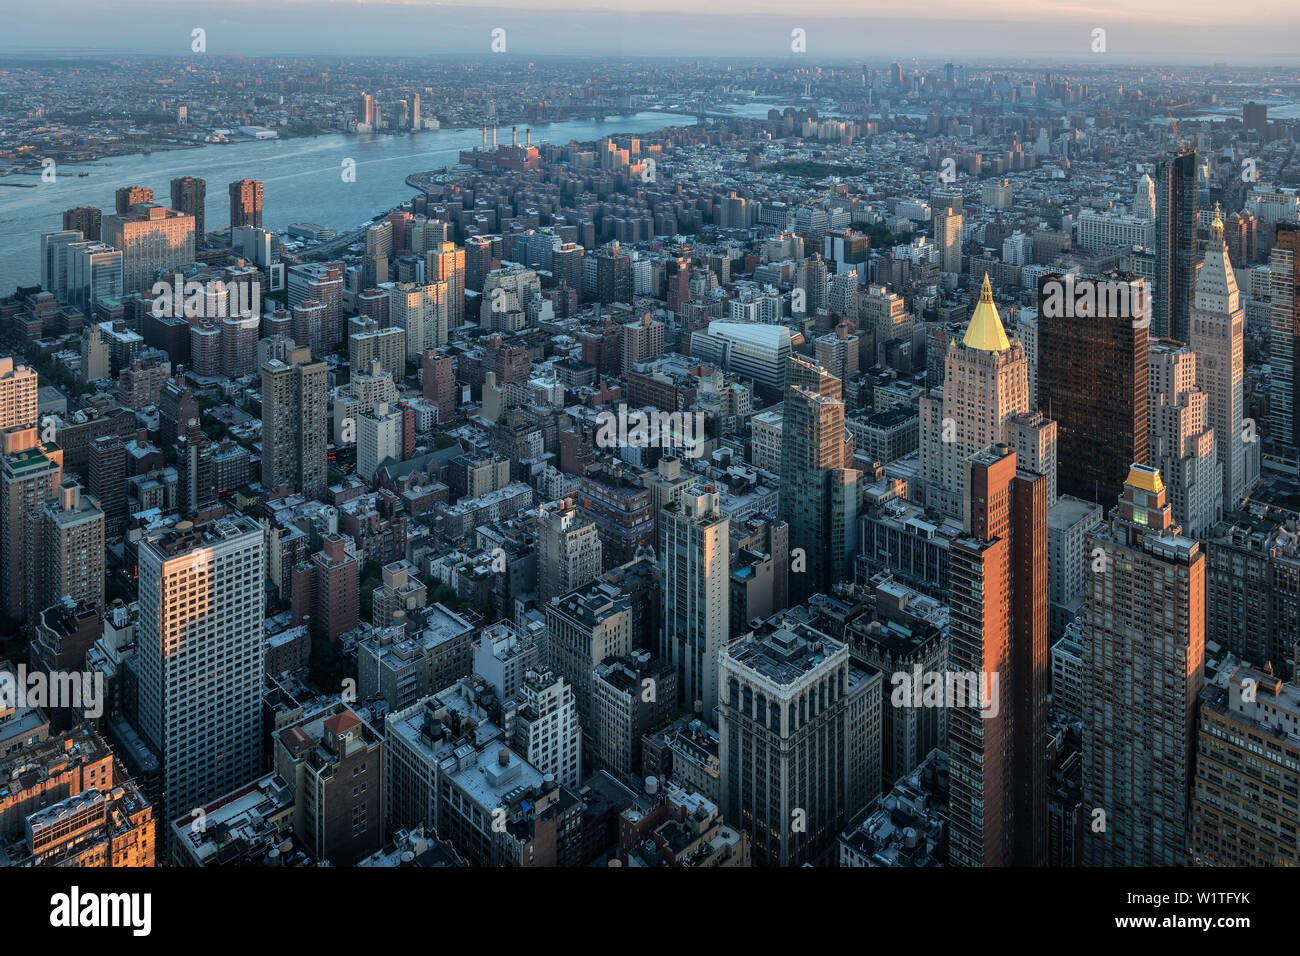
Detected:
[{"left": 3, "top": 32, "right": 1300, "bottom": 879}]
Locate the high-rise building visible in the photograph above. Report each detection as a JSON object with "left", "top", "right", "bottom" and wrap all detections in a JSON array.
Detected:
[
  {"left": 660, "top": 486, "right": 730, "bottom": 716},
  {"left": 62, "top": 206, "right": 102, "bottom": 242},
  {"left": 719, "top": 618, "right": 881, "bottom": 866},
  {"left": 348, "top": 321, "right": 405, "bottom": 383},
  {"left": 229, "top": 179, "right": 264, "bottom": 230},
  {"left": 1191, "top": 207, "right": 1247, "bottom": 509},
  {"left": 644, "top": 456, "right": 694, "bottom": 544},
  {"left": 1268, "top": 223, "right": 1300, "bottom": 454},
  {"left": 260, "top": 353, "right": 328, "bottom": 499},
  {"left": 114, "top": 185, "right": 153, "bottom": 215},
  {"left": 946, "top": 446, "right": 1048, "bottom": 867},
  {"left": 537, "top": 499, "right": 603, "bottom": 604},
  {"left": 596, "top": 242, "right": 633, "bottom": 305},
  {"left": 37, "top": 480, "right": 105, "bottom": 615},
  {"left": 40, "top": 230, "right": 85, "bottom": 301},
  {"left": 176, "top": 422, "right": 217, "bottom": 519},
  {"left": 136, "top": 515, "right": 266, "bottom": 828},
  {"left": 503, "top": 669, "right": 583, "bottom": 787},
  {"left": 421, "top": 349, "right": 455, "bottom": 425},
  {"left": 934, "top": 208, "right": 964, "bottom": 274},
  {"left": 1134, "top": 172, "right": 1156, "bottom": 221},
  {"left": 779, "top": 355, "right": 859, "bottom": 604},
  {"left": 287, "top": 263, "right": 344, "bottom": 352},
  {"left": 620, "top": 312, "right": 665, "bottom": 375},
  {"left": 1081, "top": 465, "right": 1204, "bottom": 866},
  {"left": 0, "top": 358, "right": 39, "bottom": 431},
  {"left": 590, "top": 651, "right": 678, "bottom": 782},
  {"left": 357, "top": 93, "right": 376, "bottom": 127},
  {"left": 87, "top": 435, "right": 127, "bottom": 536},
  {"left": 1155, "top": 150, "right": 1198, "bottom": 340},
  {"left": 292, "top": 533, "right": 359, "bottom": 644},
  {"left": 1037, "top": 273, "right": 1149, "bottom": 505},
  {"left": 357, "top": 401, "right": 404, "bottom": 481},
  {"left": 544, "top": 580, "right": 632, "bottom": 736},
  {"left": 170, "top": 176, "right": 206, "bottom": 248},
  {"left": 920, "top": 275, "right": 1035, "bottom": 518},
  {"left": 1, "top": 427, "right": 62, "bottom": 624},
  {"left": 426, "top": 242, "right": 465, "bottom": 329},
  {"left": 815, "top": 321, "right": 860, "bottom": 390},
  {"left": 67, "top": 242, "right": 123, "bottom": 313},
  {"left": 795, "top": 254, "right": 828, "bottom": 315},
  {"left": 386, "top": 281, "right": 449, "bottom": 356},
  {"left": 1190, "top": 663, "right": 1300, "bottom": 866},
  {"left": 102, "top": 204, "right": 196, "bottom": 293},
  {"left": 1147, "top": 342, "right": 1220, "bottom": 537}
]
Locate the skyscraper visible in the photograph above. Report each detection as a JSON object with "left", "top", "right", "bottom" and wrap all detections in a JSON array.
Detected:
[
  {"left": 1155, "top": 150, "right": 1198, "bottom": 341},
  {"left": 946, "top": 446, "right": 1048, "bottom": 867},
  {"left": 1190, "top": 209, "right": 1245, "bottom": 513},
  {"left": 779, "top": 355, "right": 858, "bottom": 604},
  {"left": 136, "top": 515, "right": 266, "bottom": 828},
  {"left": 229, "top": 179, "right": 264, "bottom": 230},
  {"left": 1147, "top": 342, "right": 1220, "bottom": 537},
  {"left": 1082, "top": 465, "right": 1204, "bottom": 866},
  {"left": 426, "top": 241, "right": 466, "bottom": 329},
  {"left": 170, "top": 176, "right": 206, "bottom": 248},
  {"left": 718, "top": 618, "right": 881, "bottom": 866},
  {"left": 934, "top": 207, "right": 964, "bottom": 275},
  {"left": 919, "top": 275, "right": 1037, "bottom": 517},
  {"left": 1, "top": 427, "right": 62, "bottom": 624},
  {"left": 660, "top": 486, "right": 729, "bottom": 716},
  {"left": 1037, "top": 273, "right": 1149, "bottom": 506},
  {"left": 40, "top": 230, "right": 85, "bottom": 301},
  {"left": 261, "top": 353, "right": 328, "bottom": 499},
  {"left": 88, "top": 435, "right": 127, "bottom": 536},
  {"left": 1268, "top": 223, "right": 1300, "bottom": 454}
]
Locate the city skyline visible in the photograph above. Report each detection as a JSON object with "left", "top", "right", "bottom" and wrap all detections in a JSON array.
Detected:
[{"left": 3, "top": 7, "right": 1300, "bottom": 924}]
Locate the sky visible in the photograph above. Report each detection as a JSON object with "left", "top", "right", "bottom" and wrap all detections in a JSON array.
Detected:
[{"left": 4, "top": 0, "right": 1300, "bottom": 62}]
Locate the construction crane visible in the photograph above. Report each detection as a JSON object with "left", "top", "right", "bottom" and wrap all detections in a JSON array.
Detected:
[{"left": 1167, "top": 111, "right": 1187, "bottom": 152}]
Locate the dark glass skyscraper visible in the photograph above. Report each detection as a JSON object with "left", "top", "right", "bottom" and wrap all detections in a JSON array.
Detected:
[
  {"left": 1155, "top": 149, "right": 1198, "bottom": 341},
  {"left": 1037, "top": 273, "right": 1149, "bottom": 506}
]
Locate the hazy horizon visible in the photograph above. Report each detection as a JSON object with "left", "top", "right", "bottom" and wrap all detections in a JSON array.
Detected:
[{"left": 5, "top": 0, "right": 1300, "bottom": 63}]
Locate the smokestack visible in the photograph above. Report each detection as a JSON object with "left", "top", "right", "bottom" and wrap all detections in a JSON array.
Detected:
[
  {"left": 526, "top": 128, "right": 531, "bottom": 147},
  {"left": 492, "top": 125, "right": 497, "bottom": 147},
  {"left": 482, "top": 124, "right": 487, "bottom": 149},
  {"left": 512, "top": 126, "right": 517, "bottom": 147}
]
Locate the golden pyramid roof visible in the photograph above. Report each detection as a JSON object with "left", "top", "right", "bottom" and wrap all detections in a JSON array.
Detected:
[
  {"left": 962, "top": 274, "right": 1011, "bottom": 352},
  {"left": 1126, "top": 464, "right": 1164, "bottom": 494}
]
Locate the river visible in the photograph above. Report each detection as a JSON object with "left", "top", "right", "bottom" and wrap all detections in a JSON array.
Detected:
[{"left": 0, "top": 105, "right": 785, "bottom": 295}]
